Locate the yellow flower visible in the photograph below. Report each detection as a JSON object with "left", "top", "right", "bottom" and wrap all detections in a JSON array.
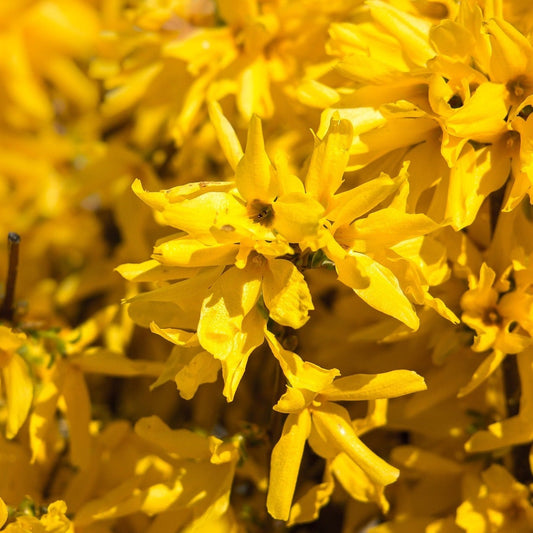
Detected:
[
  {"left": 265, "top": 330, "right": 426, "bottom": 521},
  {"left": 92, "top": 0, "right": 348, "bottom": 148},
  {"left": 456, "top": 465, "right": 533, "bottom": 532},
  {"left": 74, "top": 416, "right": 241, "bottom": 530},
  {"left": 28, "top": 306, "right": 164, "bottom": 467},
  {"left": 322, "top": 0, "right": 533, "bottom": 229},
  {"left": 465, "top": 346, "right": 533, "bottom": 453},
  {"left": 2, "top": 500, "right": 73, "bottom": 533},
  {"left": 459, "top": 263, "right": 533, "bottom": 396}
]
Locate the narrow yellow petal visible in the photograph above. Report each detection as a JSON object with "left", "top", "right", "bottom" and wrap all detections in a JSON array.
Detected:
[
  {"left": 305, "top": 115, "right": 353, "bottom": 206},
  {"left": 320, "top": 370, "right": 426, "bottom": 402},
  {"left": 30, "top": 380, "right": 61, "bottom": 463},
  {"left": 295, "top": 79, "right": 339, "bottom": 109},
  {"left": 311, "top": 403, "right": 399, "bottom": 486},
  {"left": 73, "top": 349, "right": 164, "bottom": 377},
  {"left": 235, "top": 115, "right": 278, "bottom": 203},
  {"left": 267, "top": 410, "right": 311, "bottom": 521},
  {"left": 352, "top": 208, "right": 440, "bottom": 247},
  {"left": 4, "top": 353, "right": 33, "bottom": 439},
  {"left": 367, "top": 0, "right": 434, "bottom": 66},
  {"left": 208, "top": 101, "right": 244, "bottom": 171},
  {"left": 263, "top": 259, "right": 314, "bottom": 329},
  {"left": 331, "top": 454, "right": 389, "bottom": 512},
  {"left": 115, "top": 259, "right": 200, "bottom": 283},
  {"left": 153, "top": 238, "right": 238, "bottom": 268},
  {"left": 458, "top": 350, "right": 507, "bottom": 397},
  {"left": 329, "top": 170, "right": 405, "bottom": 229},
  {"left": 336, "top": 252, "right": 419, "bottom": 330}
]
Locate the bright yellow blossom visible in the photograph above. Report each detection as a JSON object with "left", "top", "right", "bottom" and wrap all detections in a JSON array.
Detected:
[{"left": 265, "top": 330, "right": 426, "bottom": 520}]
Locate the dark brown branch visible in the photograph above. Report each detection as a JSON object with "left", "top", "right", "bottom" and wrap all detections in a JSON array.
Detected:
[{"left": 0, "top": 233, "right": 21, "bottom": 322}]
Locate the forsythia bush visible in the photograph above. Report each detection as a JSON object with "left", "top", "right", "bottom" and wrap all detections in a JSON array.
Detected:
[{"left": 3, "top": 0, "right": 533, "bottom": 531}]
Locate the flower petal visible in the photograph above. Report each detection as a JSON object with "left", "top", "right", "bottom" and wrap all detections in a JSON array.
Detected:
[
  {"left": 320, "top": 370, "right": 426, "bottom": 402},
  {"left": 305, "top": 114, "right": 353, "bottom": 206},
  {"left": 311, "top": 402, "right": 399, "bottom": 486},
  {"left": 263, "top": 259, "right": 314, "bottom": 329},
  {"left": 235, "top": 115, "right": 278, "bottom": 203},
  {"left": 4, "top": 352, "right": 33, "bottom": 439},
  {"left": 336, "top": 252, "right": 419, "bottom": 330},
  {"left": 267, "top": 410, "right": 311, "bottom": 521}
]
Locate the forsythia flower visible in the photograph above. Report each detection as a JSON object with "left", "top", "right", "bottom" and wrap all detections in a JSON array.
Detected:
[{"left": 265, "top": 330, "right": 426, "bottom": 521}]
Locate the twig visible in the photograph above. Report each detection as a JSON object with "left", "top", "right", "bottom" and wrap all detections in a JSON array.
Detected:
[{"left": 0, "top": 232, "right": 21, "bottom": 322}]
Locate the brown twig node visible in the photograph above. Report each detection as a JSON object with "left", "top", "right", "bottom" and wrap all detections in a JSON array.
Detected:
[{"left": 0, "top": 232, "right": 21, "bottom": 322}]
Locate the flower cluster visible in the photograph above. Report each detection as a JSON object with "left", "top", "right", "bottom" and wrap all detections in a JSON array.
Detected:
[{"left": 3, "top": 0, "right": 533, "bottom": 531}]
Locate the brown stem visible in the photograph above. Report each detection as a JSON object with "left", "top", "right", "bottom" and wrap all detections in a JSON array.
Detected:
[
  {"left": 501, "top": 354, "right": 531, "bottom": 484},
  {"left": 0, "top": 233, "right": 21, "bottom": 322}
]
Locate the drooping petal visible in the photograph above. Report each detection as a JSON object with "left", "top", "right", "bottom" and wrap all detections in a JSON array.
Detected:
[
  {"left": 198, "top": 263, "right": 266, "bottom": 400},
  {"left": 335, "top": 251, "right": 419, "bottom": 330},
  {"left": 330, "top": 453, "right": 389, "bottom": 512},
  {"left": 267, "top": 410, "right": 311, "bottom": 521},
  {"left": 30, "top": 379, "right": 62, "bottom": 463},
  {"left": 311, "top": 402, "right": 399, "bottom": 487},
  {"left": 263, "top": 259, "right": 314, "bottom": 329},
  {"left": 4, "top": 352, "right": 33, "bottom": 439},
  {"left": 328, "top": 167, "right": 406, "bottom": 229},
  {"left": 218, "top": 306, "right": 266, "bottom": 401},
  {"left": 198, "top": 264, "right": 262, "bottom": 359}
]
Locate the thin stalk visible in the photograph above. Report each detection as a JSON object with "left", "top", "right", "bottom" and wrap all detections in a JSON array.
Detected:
[{"left": 0, "top": 233, "right": 21, "bottom": 322}]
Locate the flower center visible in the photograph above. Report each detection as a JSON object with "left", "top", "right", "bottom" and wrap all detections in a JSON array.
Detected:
[
  {"left": 482, "top": 307, "right": 502, "bottom": 326},
  {"left": 247, "top": 199, "right": 274, "bottom": 226}
]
